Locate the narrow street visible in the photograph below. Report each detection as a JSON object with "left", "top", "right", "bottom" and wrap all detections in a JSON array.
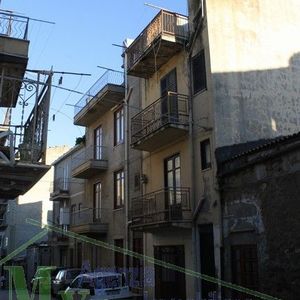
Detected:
[{"left": 0, "top": 289, "right": 57, "bottom": 300}]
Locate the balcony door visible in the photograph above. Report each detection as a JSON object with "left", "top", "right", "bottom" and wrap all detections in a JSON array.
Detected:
[
  {"left": 160, "top": 69, "right": 178, "bottom": 124},
  {"left": 93, "top": 182, "right": 102, "bottom": 221},
  {"left": 62, "top": 163, "right": 69, "bottom": 190},
  {"left": 164, "top": 154, "right": 182, "bottom": 220},
  {"left": 94, "top": 126, "right": 103, "bottom": 160}
]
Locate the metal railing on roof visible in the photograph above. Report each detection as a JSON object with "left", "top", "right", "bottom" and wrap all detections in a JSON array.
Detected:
[
  {"left": 74, "top": 70, "right": 124, "bottom": 116},
  {"left": 0, "top": 12, "right": 29, "bottom": 40},
  {"left": 126, "top": 10, "right": 189, "bottom": 71}
]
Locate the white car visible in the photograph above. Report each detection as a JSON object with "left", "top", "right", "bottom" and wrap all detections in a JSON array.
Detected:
[{"left": 64, "top": 272, "right": 135, "bottom": 299}]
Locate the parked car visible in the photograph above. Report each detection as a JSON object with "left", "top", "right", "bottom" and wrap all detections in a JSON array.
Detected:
[
  {"left": 64, "top": 272, "right": 134, "bottom": 299},
  {"left": 31, "top": 267, "right": 64, "bottom": 293},
  {"left": 52, "top": 268, "right": 82, "bottom": 296}
]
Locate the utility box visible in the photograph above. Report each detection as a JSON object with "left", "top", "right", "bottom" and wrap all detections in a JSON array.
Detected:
[{"left": 59, "top": 208, "right": 70, "bottom": 225}]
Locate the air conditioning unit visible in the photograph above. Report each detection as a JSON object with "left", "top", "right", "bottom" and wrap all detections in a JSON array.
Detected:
[{"left": 59, "top": 208, "right": 70, "bottom": 225}]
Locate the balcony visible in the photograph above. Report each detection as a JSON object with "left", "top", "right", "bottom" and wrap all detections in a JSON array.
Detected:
[
  {"left": 130, "top": 187, "right": 192, "bottom": 231},
  {"left": 74, "top": 70, "right": 124, "bottom": 126},
  {"left": 0, "top": 75, "right": 51, "bottom": 199},
  {"left": 0, "top": 12, "right": 30, "bottom": 107},
  {"left": 50, "top": 178, "right": 70, "bottom": 202},
  {"left": 131, "top": 92, "right": 189, "bottom": 151},
  {"left": 70, "top": 208, "right": 108, "bottom": 235},
  {"left": 71, "top": 145, "right": 108, "bottom": 179},
  {"left": 126, "top": 10, "right": 188, "bottom": 78}
]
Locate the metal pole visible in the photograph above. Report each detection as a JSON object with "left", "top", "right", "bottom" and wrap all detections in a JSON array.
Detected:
[
  {"left": 31, "top": 72, "right": 40, "bottom": 162},
  {"left": 41, "top": 73, "right": 52, "bottom": 164},
  {"left": 0, "top": 67, "right": 4, "bottom": 103}
]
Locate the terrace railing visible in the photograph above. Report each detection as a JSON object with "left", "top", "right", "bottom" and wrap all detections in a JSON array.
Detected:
[
  {"left": 130, "top": 187, "right": 191, "bottom": 226},
  {"left": 50, "top": 178, "right": 71, "bottom": 194},
  {"left": 0, "top": 12, "right": 29, "bottom": 40},
  {"left": 70, "top": 208, "right": 104, "bottom": 226},
  {"left": 131, "top": 92, "right": 189, "bottom": 144},
  {"left": 71, "top": 145, "right": 108, "bottom": 171},
  {"left": 74, "top": 70, "right": 124, "bottom": 117},
  {"left": 127, "top": 10, "right": 188, "bottom": 71}
]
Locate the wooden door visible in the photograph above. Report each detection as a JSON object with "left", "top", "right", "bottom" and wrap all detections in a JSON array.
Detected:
[{"left": 154, "top": 245, "right": 186, "bottom": 300}]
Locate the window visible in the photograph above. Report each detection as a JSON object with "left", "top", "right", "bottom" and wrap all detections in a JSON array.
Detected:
[
  {"left": 164, "top": 154, "right": 181, "bottom": 205},
  {"left": 94, "top": 182, "right": 102, "bottom": 220},
  {"left": 192, "top": 50, "right": 207, "bottom": 94},
  {"left": 164, "top": 154, "right": 183, "bottom": 220},
  {"left": 94, "top": 126, "right": 103, "bottom": 160},
  {"left": 114, "top": 169, "right": 125, "bottom": 209},
  {"left": 161, "top": 69, "right": 178, "bottom": 123},
  {"left": 62, "top": 163, "right": 69, "bottom": 190},
  {"left": 114, "top": 107, "right": 124, "bottom": 145},
  {"left": 200, "top": 139, "right": 211, "bottom": 170},
  {"left": 160, "top": 69, "right": 177, "bottom": 96}
]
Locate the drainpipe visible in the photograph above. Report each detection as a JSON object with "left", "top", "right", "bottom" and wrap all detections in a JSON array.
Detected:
[
  {"left": 124, "top": 47, "right": 129, "bottom": 274},
  {"left": 123, "top": 46, "right": 133, "bottom": 277},
  {"left": 188, "top": 50, "right": 200, "bottom": 299}
]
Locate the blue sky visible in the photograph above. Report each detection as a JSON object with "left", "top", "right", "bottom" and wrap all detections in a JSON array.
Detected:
[{"left": 2, "top": 0, "right": 187, "bottom": 147}]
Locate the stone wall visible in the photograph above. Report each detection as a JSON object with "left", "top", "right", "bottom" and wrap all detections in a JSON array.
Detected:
[{"left": 219, "top": 135, "right": 300, "bottom": 299}]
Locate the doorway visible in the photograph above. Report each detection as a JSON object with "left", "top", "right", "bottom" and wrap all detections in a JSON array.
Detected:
[{"left": 154, "top": 245, "right": 186, "bottom": 300}]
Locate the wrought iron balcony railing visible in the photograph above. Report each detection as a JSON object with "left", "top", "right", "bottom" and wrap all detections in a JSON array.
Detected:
[
  {"left": 70, "top": 208, "right": 104, "bottom": 226},
  {"left": 71, "top": 145, "right": 107, "bottom": 170},
  {"left": 0, "top": 12, "right": 29, "bottom": 40},
  {"left": 130, "top": 187, "right": 191, "bottom": 226},
  {"left": 74, "top": 70, "right": 124, "bottom": 117},
  {"left": 0, "top": 75, "right": 51, "bottom": 165},
  {"left": 131, "top": 92, "right": 189, "bottom": 145},
  {"left": 126, "top": 10, "right": 188, "bottom": 71}
]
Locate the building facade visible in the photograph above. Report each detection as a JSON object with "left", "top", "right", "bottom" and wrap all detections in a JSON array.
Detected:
[
  {"left": 125, "top": 0, "right": 300, "bottom": 298},
  {"left": 50, "top": 144, "right": 85, "bottom": 268},
  {"left": 51, "top": 69, "right": 142, "bottom": 277},
  {"left": 48, "top": 1, "right": 300, "bottom": 299}
]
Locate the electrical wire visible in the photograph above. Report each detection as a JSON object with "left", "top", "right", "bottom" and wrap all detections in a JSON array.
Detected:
[
  {"left": 32, "top": 25, "right": 55, "bottom": 70},
  {"left": 55, "top": 75, "right": 83, "bottom": 115}
]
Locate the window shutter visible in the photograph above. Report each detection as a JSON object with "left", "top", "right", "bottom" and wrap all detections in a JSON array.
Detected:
[{"left": 193, "top": 50, "right": 207, "bottom": 94}]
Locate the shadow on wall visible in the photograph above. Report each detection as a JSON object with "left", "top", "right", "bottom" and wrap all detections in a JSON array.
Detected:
[
  {"left": 213, "top": 52, "right": 300, "bottom": 149},
  {"left": 5, "top": 200, "right": 44, "bottom": 255}
]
